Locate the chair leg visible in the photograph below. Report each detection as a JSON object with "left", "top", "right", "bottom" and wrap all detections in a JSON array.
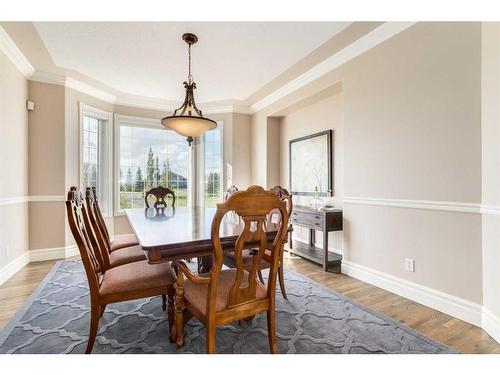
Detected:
[
  {"left": 100, "top": 304, "right": 107, "bottom": 317},
  {"left": 86, "top": 301, "right": 101, "bottom": 354},
  {"left": 266, "top": 308, "right": 278, "bottom": 354},
  {"left": 175, "top": 288, "right": 185, "bottom": 348},
  {"left": 166, "top": 286, "right": 175, "bottom": 336},
  {"left": 162, "top": 294, "right": 167, "bottom": 311},
  {"left": 278, "top": 265, "right": 287, "bottom": 299},
  {"left": 206, "top": 325, "right": 216, "bottom": 354},
  {"left": 258, "top": 269, "right": 265, "bottom": 284}
]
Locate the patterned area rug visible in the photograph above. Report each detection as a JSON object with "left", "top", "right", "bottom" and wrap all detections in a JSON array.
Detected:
[{"left": 0, "top": 260, "right": 457, "bottom": 354}]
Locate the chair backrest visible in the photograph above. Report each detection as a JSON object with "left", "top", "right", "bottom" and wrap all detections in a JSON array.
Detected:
[
  {"left": 270, "top": 185, "right": 293, "bottom": 215},
  {"left": 145, "top": 186, "right": 176, "bottom": 208},
  {"left": 209, "top": 185, "right": 289, "bottom": 313},
  {"left": 85, "top": 188, "right": 112, "bottom": 267},
  {"left": 224, "top": 185, "right": 239, "bottom": 201},
  {"left": 86, "top": 187, "right": 111, "bottom": 245},
  {"left": 66, "top": 187, "right": 104, "bottom": 296}
]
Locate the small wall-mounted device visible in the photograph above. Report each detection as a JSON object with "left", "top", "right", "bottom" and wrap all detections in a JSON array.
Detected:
[{"left": 26, "top": 100, "right": 35, "bottom": 111}]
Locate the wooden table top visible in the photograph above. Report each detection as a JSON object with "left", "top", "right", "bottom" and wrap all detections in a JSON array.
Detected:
[{"left": 125, "top": 206, "right": 281, "bottom": 263}]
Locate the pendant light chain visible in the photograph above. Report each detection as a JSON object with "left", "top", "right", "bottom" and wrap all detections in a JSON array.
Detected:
[{"left": 187, "top": 43, "right": 193, "bottom": 84}]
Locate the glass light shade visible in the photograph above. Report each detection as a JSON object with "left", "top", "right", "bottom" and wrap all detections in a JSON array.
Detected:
[{"left": 161, "top": 115, "right": 217, "bottom": 137}]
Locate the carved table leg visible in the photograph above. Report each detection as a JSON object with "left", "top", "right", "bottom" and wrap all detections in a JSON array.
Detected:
[{"left": 199, "top": 255, "right": 213, "bottom": 273}]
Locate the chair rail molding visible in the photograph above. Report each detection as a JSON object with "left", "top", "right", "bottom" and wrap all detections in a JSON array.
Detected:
[
  {"left": 480, "top": 204, "right": 500, "bottom": 216},
  {"left": 0, "top": 196, "right": 66, "bottom": 206},
  {"left": 343, "top": 196, "right": 481, "bottom": 214},
  {"left": 0, "top": 196, "right": 30, "bottom": 206},
  {"left": 29, "top": 195, "right": 66, "bottom": 202}
]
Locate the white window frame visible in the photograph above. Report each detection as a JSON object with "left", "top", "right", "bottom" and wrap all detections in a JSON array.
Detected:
[
  {"left": 79, "top": 102, "right": 113, "bottom": 216},
  {"left": 197, "top": 120, "right": 224, "bottom": 206},
  {"left": 113, "top": 115, "right": 224, "bottom": 214},
  {"left": 114, "top": 114, "right": 195, "bottom": 215}
]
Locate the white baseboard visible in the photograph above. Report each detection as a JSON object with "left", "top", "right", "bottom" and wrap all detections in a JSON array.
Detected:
[
  {"left": 29, "top": 245, "right": 79, "bottom": 262},
  {"left": 0, "top": 245, "right": 79, "bottom": 286},
  {"left": 0, "top": 252, "right": 30, "bottom": 285},
  {"left": 342, "top": 260, "right": 483, "bottom": 327},
  {"left": 482, "top": 307, "right": 500, "bottom": 343}
]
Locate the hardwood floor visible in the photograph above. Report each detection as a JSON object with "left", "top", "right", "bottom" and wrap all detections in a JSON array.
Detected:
[
  {"left": 0, "top": 260, "right": 59, "bottom": 330},
  {"left": 1, "top": 254, "right": 500, "bottom": 354}
]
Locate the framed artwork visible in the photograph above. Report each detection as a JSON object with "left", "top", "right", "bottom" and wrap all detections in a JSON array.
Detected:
[{"left": 289, "top": 130, "right": 333, "bottom": 196}]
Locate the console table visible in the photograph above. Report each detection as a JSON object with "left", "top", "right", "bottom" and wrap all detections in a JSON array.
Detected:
[{"left": 289, "top": 205, "right": 343, "bottom": 272}]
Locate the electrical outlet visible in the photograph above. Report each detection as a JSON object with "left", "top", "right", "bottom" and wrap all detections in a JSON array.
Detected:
[{"left": 405, "top": 258, "right": 415, "bottom": 272}]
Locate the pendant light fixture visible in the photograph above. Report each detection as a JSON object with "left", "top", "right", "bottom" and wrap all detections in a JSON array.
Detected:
[{"left": 161, "top": 33, "right": 217, "bottom": 146}]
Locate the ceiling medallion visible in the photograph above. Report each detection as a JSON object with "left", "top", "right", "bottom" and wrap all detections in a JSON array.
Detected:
[{"left": 161, "top": 33, "right": 217, "bottom": 146}]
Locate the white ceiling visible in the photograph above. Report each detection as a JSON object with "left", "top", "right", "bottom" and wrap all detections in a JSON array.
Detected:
[{"left": 33, "top": 22, "right": 350, "bottom": 103}]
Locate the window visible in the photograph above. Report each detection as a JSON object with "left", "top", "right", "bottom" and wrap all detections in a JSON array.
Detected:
[
  {"left": 79, "top": 103, "right": 112, "bottom": 215},
  {"left": 203, "top": 123, "right": 223, "bottom": 207},
  {"left": 115, "top": 115, "right": 189, "bottom": 212},
  {"left": 82, "top": 116, "right": 98, "bottom": 189}
]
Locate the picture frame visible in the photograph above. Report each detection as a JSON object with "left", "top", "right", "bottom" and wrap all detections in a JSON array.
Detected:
[{"left": 289, "top": 130, "right": 333, "bottom": 196}]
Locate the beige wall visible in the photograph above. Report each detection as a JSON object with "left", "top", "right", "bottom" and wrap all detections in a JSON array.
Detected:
[
  {"left": 481, "top": 23, "right": 500, "bottom": 318},
  {"left": 27, "top": 81, "right": 66, "bottom": 250},
  {"left": 342, "top": 22, "right": 482, "bottom": 304},
  {"left": 231, "top": 113, "right": 252, "bottom": 188},
  {"left": 0, "top": 50, "right": 29, "bottom": 269},
  {"left": 266, "top": 117, "right": 280, "bottom": 188},
  {"left": 252, "top": 22, "right": 483, "bottom": 304}
]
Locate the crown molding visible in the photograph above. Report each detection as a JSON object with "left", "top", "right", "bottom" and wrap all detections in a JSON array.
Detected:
[
  {"left": 250, "top": 22, "right": 417, "bottom": 113},
  {"left": 203, "top": 104, "right": 253, "bottom": 115},
  {"left": 115, "top": 94, "right": 178, "bottom": 112},
  {"left": 28, "top": 70, "right": 253, "bottom": 115},
  {"left": 29, "top": 70, "right": 67, "bottom": 85},
  {"left": 0, "top": 26, "right": 35, "bottom": 78},
  {"left": 66, "top": 77, "right": 117, "bottom": 103},
  {"left": 16, "top": 22, "right": 415, "bottom": 116}
]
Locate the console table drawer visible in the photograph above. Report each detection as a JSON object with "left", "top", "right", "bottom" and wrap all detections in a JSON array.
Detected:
[{"left": 291, "top": 211, "right": 324, "bottom": 229}]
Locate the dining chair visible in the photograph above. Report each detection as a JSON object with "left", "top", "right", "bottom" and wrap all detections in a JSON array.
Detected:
[
  {"left": 224, "top": 185, "right": 239, "bottom": 200},
  {"left": 223, "top": 185, "right": 292, "bottom": 299},
  {"left": 88, "top": 187, "right": 138, "bottom": 252},
  {"left": 173, "top": 185, "right": 289, "bottom": 353},
  {"left": 66, "top": 187, "right": 176, "bottom": 354},
  {"left": 85, "top": 188, "right": 146, "bottom": 268},
  {"left": 145, "top": 186, "right": 176, "bottom": 208}
]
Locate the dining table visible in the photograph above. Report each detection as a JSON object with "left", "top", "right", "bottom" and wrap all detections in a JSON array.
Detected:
[{"left": 124, "top": 206, "right": 282, "bottom": 273}]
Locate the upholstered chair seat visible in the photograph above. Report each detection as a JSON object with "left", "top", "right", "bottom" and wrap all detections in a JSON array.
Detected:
[
  {"left": 182, "top": 269, "right": 267, "bottom": 314},
  {"left": 100, "top": 260, "right": 176, "bottom": 302},
  {"left": 109, "top": 234, "right": 139, "bottom": 252},
  {"left": 109, "top": 244, "right": 146, "bottom": 268}
]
